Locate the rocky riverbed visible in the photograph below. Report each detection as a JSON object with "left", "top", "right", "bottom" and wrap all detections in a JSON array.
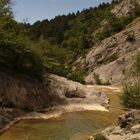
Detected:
[
  {"left": 0, "top": 72, "right": 110, "bottom": 134},
  {"left": 0, "top": 83, "right": 126, "bottom": 140},
  {"left": 91, "top": 110, "right": 140, "bottom": 140}
]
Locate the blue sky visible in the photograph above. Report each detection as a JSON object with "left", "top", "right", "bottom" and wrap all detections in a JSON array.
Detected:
[{"left": 13, "top": 0, "right": 112, "bottom": 24}]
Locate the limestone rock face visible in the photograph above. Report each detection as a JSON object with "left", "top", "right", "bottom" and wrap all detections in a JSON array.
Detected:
[
  {"left": 0, "top": 73, "right": 109, "bottom": 132},
  {"left": 47, "top": 74, "right": 109, "bottom": 107},
  {"left": 75, "top": 0, "right": 140, "bottom": 86},
  {"left": 111, "top": 0, "right": 140, "bottom": 18},
  {"left": 76, "top": 19, "right": 140, "bottom": 85}
]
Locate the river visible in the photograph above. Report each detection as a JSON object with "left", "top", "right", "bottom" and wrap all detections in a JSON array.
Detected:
[{"left": 0, "top": 86, "right": 125, "bottom": 140}]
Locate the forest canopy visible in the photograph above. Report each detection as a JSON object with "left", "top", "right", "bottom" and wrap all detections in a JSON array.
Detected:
[{"left": 0, "top": 0, "right": 140, "bottom": 82}]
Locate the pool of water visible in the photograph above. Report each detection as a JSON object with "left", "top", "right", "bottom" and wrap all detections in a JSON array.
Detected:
[
  {"left": 0, "top": 87, "right": 125, "bottom": 140},
  {"left": 0, "top": 110, "right": 124, "bottom": 140}
]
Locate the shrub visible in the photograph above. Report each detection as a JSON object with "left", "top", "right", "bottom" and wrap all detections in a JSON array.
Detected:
[
  {"left": 0, "top": 17, "right": 44, "bottom": 79},
  {"left": 104, "top": 54, "right": 118, "bottom": 64},
  {"left": 0, "top": 36, "right": 44, "bottom": 79},
  {"left": 132, "top": 53, "right": 140, "bottom": 76},
  {"left": 93, "top": 73, "right": 111, "bottom": 85},
  {"left": 122, "top": 82, "right": 140, "bottom": 109},
  {"left": 126, "top": 34, "right": 136, "bottom": 42},
  {"left": 134, "top": 5, "right": 140, "bottom": 16},
  {"left": 103, "top": 80, "right": 111, "bottom": 86},
  {"left": 122, "top": 53, "right": 140, "bottom": 109},
  {"left": 67, "top": 69, "right": 85, "bottom": 84},
  {"left": 93, "top": 73, "right": 102, "bottom": 85},
  {"left": 94, "top": 133, "right": 108, "bottom": 140},
  {"left": 131, "top": 138, "right": 140, "bottom": 140}
]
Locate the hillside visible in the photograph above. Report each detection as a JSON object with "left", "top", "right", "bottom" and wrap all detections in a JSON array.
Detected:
[
  {"left": 76, "top": 18, "right": 140, "bottom": 85},
  {"left": 75, "top": 0, "right": 140, "bottom": 85},
  {"left": 0, "top": 0, "right": 140, "bottom": 138},
  {"left": 111, "top": 0, "right": 140, "bottom": 17},
  {"left": 24, "top": 0, "right": 140, "bottom": 85}
]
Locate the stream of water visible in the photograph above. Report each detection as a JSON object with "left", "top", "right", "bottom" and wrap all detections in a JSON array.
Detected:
[{"left": 0, "top": 87, "right": 125, "bottom": 140}]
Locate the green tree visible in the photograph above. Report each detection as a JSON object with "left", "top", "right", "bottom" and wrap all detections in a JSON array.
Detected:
[
  {"left": 0, "top": 16, "right": 44, "bottom": 79},
  {"left": 0, "top": 0, "right": 13, "bottom": 17}
]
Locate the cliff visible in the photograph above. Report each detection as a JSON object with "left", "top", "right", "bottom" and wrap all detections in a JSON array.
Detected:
[
  {"left": 75, "top": 0, "right": 140, "bottom": 86},
  {"left": 111, "top": 0, "right": 140, "bottom": 17},
  {"left": 76, "top": 18, "right": 140, "bottom": 85}
]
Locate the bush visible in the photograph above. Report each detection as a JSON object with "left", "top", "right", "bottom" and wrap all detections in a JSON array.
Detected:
[
  {"left": 132, "top": 53, "right": 140, "bottom": 76},
  {"left": 0, "top": 36, "right": 44, "bottom": 79},
  {"left": 67, "top": 69, "right": 85, "bottom": 84},
  {"left": 126, "top": 34, "right": 136, "bottom": 42},
  {"left": 0, "top": 17, "right": 44, "bottom": 79},
  {"left": 93, "top": 73, "right": 102, "bottom": 85},
  {"left": 134, "top": 5, "right": 140, "bottom": 16},
  {"left": 122, "top": 83, "right": 140, "bottom": 109},
  {"left": 122, "top": 53, "right": 140, "bottom": 109},
  {"left": 93, "top": 73, "right": 111, "bottom": 85},
  {"left": 94, "top": 133, "right": 108, "bottom": 140},
  {"left": 104, "top": 54, "right": 118, "bottom": 64}
]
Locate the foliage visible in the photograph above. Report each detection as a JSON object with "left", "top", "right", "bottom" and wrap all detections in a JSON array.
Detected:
[
  {"left": 27, "top": 1, "right": 118, "bottom": 50},
  {"left": 0, "top": 0, "right": 13, "bottom": 17},
  {"left": 134, "top": 4, "right": 140, "bottom": 16},
  {"left": 23, "top": 1, "right": 140, "bottom": 81},
  {"left": 96, "top": 5, "right": 140, "bottom": 41},
  {"left": 67, "top": 68, "right": 85, "bottom": 84},
  {"left": 94, "top": 133, "right": 108, "bottom": 140},
  {"left": 122, "top": 53, "right": 140, "bottom": 109},
  {"left": 126, "top": 33, "right": 136, "bottom": 42},
  {"left": 132, "top": 52, "right": 140, "bottom": 76},
  {"left": 93, "top": 73, "right": 110, "bottom": 85},
  {"left": 122, "top": 82, "right": 140, "bottom": 109},
  {"left": 93, "top": 73, "right": 102, "bottom": 85},
  {"left": 0, "top": 17, "right": 44, "bottom": 79},
  {"left": 1, "top": 0, "right": 140, "bottom": 83},
  {"left": 103, "top": 54, "right": 118, "bottom": 64}
]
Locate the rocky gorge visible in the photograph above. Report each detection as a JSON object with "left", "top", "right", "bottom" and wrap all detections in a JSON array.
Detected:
[
  {"left": 0, "top": 72, "right": 109, "bottom": 135},
  {"left": 0, "top": 0, "right": 140, "bottom": 139}
]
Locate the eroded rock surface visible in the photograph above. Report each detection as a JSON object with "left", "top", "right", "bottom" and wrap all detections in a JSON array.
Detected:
[
  {"left": 47, "top": 74, "right": 109, "bottom": 110},
  {"left": 0, "top": 72, "right": 109, "bottom": 132},
  {"left": 76, "top": 19, "right": 140, "bottom": 85},
  {"left": 111, "top": 0, "right": 140, "bottom": 18},
  {"left": 92, "top": 110, "right": 140, "bottom": 140}
]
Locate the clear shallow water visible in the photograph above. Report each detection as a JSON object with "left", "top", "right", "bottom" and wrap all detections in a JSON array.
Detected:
[
  {"left": 0, "top": 110, "right": 124, "bottom": 140},
  {"left": 0, "top": 87, "right": 125, "bottom": 140}
]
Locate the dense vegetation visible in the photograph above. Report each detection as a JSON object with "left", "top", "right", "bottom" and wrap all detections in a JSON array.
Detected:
[
  {"left": 122, "top": 53, "right": 140, "bottom": 109},
  {"left": 0, "top": 0, "right": 140, "bottom": 83},
  {"left": 25, "top": 0, "right": 140, "bottom": 81},
  {"left": 0, "top": 0, "right": 45, "bottom": 79}
]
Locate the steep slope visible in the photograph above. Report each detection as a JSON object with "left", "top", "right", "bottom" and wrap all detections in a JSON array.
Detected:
[
  {"left": 76, "top": 18, "right": 140, "bottom": 85},
  {"left": 111, "top": 0, "right": 140, "bottom": 17}
]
